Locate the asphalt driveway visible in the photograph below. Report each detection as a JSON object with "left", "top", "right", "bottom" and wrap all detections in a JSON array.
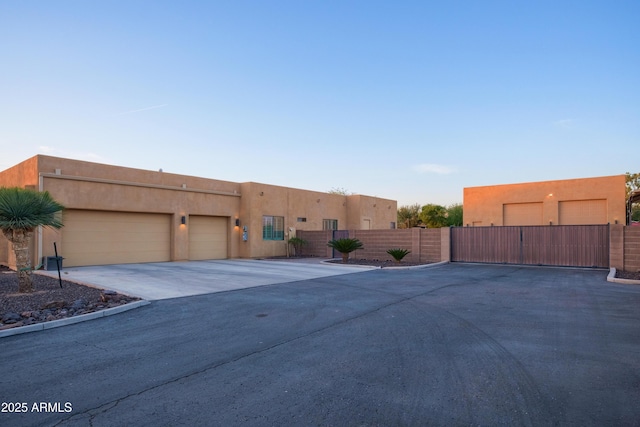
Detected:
[{"left": 3, "top": 263, "right": 640, "bottom": 426}]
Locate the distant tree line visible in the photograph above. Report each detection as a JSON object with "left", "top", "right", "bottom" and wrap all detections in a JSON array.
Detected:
[{"left": 397, "top": 203, "right": 463, "bottom": 229}]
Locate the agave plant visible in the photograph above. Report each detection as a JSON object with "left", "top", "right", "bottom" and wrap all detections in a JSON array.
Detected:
[
  {"left": 327, "top": 238, "right": 363, "bottom": 263},
  {"left": 386, "top": 248, "right": 411, "bottom": 263},
  {"left": 0, "top": 187, "right": 65, "bottom": 293}
]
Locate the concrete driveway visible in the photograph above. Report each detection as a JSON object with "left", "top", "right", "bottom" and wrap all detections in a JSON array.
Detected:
[
  {"left": 38, "top": 258, "right": 372, "bottom": 300},
  {"left": 5, "top": 263, "right": 640, "bottom": 426}
]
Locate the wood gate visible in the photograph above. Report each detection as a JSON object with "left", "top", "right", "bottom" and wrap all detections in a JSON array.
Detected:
[{"left": 451, "top": 225, "right": 610, "bottom": 268}]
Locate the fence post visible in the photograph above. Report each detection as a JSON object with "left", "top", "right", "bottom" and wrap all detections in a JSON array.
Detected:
[
  {"left": 411, "top": 228, "right": 421, "bottom": 263},
  {"left": 441, "top": 227, "right": 451, "bottom": 262},
  {"left": 609, "top": 224, "right": 624, "bottom": 270}
]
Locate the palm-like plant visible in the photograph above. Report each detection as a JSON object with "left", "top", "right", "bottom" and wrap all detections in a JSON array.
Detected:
[
  {"left": 386, "top": 248, "right": 411, "bottom": 263},
  {"left": 327, "top": 238, "right": 363, "bottom": 263},
  {"left": 288, "top": 236, "right": 307, "bottom": 257},
  {"left": 0, "top": 187, "right": 65, "bottom": 293}
]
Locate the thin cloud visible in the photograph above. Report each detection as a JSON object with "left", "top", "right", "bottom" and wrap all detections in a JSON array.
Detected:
[
  {"left": 37, "top": 146, "right": 107, "bottom": 163},
  {"left": 115, "top": 104, "right": 168, "bottom": 116},
  {"left": 38, "top": 145, "right": 57, "bottom": 154},
  {"left": 413, "top": 163, "right": 456, "bottom": 175},
  {"left": 553, "top": 119, "right": 574, "bottom": 129}
]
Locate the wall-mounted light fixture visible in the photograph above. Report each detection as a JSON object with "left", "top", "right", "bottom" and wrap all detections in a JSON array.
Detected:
[
  {"left": 549, "top": 220, "right": 553, "bottom": 226},
  {"left": 181, "top": 216, "right": 186, "bottom": 225},
  {"left": 235, "top": 218, "right": 240, "bottom": 227}
]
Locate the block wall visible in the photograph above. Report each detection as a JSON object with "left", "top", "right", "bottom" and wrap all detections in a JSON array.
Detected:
[
  {"left": 624, "top": 227, "right": 640, "bottom": 272},
  {"left": 298, "top": 228, "right": 444, "bottom": 263}
]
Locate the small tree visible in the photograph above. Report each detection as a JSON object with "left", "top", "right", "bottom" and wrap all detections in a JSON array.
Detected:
[
  {"left": 627, "top": 172, "right": 640, "bottom": 222},
  {"left": 386, "top": 248, "right": 411, "bottom": 263},
  {"left": 420, "top": 204, "right": 448, "bottom": 228},
  {"left": 0, "top": 187, "right": 64, "bottom": 293},
  {"left": 327, "top": 238, "right": 363, "bottom": 263},
  {"left": 446, "top": 203, "right": 463, "bottom": 227},
  {"left": 327, "top": 187, "right": 351, "bottom": 195},
  {"left": 397, "top": 203, "right": 421, "bottom": 229},
  {"left": 287, "top": 237, "right": 307, "bottom": 257}
]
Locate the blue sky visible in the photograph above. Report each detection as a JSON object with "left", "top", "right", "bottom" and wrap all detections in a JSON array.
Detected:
[{"left": 1, "top": 1, "right": 638, "bottom": 206}]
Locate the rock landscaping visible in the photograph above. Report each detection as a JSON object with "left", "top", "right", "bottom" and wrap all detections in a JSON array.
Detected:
[
  {"left": 0, "top": 265, "right": 140, "bottom": 331},
  {"left": 616, "top": 270, "right": 640, "bottom": 281}
]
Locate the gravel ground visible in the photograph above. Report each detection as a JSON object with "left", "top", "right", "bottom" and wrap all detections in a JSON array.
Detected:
[
  {"left": 0, "top": 266, "right": 140, "bottom": 330},
  {"left": 616, "top": 269, "right": 640, "bottom": 280}
]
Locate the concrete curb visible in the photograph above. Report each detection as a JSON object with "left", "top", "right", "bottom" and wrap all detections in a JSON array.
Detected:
[
  {"left": 607, "top": 268, "right": 640, "bottom": 285},
  {"left": 382, "top": 261, "right": 450, "bottom": 270},
  {"left": 320, "top": 259, "right": 380, "bottom": 270},
  {"left": 0, "top": 300, "right": 151, "bottom": 339},
  {"left": 319, "top": 260, "right": 449, "bottom": 270}
]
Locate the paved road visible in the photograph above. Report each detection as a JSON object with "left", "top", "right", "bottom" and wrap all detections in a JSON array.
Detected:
[{"left": 2, "top": 264, "right": 640, "bottom": 426}]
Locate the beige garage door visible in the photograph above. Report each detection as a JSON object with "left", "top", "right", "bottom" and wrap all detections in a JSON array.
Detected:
[
  {"left": 503, "top": 202, "right": 543, "bottom": 226},
  {"left": 559, "top": 199, "right": 607, "bottom": 225},
  {"left": 62, "top": 210, "right": 171, "bottom": 267},
  {"left": 189, "top": 216, "right": 228, "bottom": 260}
]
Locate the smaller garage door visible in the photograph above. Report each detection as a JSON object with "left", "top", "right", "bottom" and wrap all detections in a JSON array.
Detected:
[
  {"left": 503, "top": 203, "right": 543, "bottom": 226},
  {"left": 189, "top": 216, "right": 228, "bottom": 260},
  {"left": 559, "top": 200, "right": 607, "bottom": 225},
  {"left": 62, "top": 210, "right": 171, "bottom": 267}
]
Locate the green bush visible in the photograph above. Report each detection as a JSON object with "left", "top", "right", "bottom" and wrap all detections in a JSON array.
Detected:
[
  {"left": 288, "top": 237, "right": 307, "bottom": 257},
  {"left": 386, "top": 248, "right": 411, "bottom": 263},
  {"left": 327, "top": 238, "right": 364, "bottom": 263}
]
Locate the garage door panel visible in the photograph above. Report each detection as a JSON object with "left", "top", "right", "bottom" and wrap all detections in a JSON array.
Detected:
[
  {"left": 62, "top": 210, "right": 171, "bottom": 267},
  {"left": 189, "top": 216, "right": 227, "bottom": 260},
  {"left": 503, "top": 203, "right": 543, "bottom": 226},
  {"left": 559, "top": 200, "right": 607, "bottom": 225}
]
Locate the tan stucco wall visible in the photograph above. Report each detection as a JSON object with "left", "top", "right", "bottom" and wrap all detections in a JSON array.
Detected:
[
  {"left": 237, "top": 183, "right": 397, "bottom": 258},
  {"left": 464, "top": 175, "right": 626, "bottom": 226},
  {"left": 0, "top": 155, "right": 398, "bottom": 266},
  {"left": 346, "top": 194, "right": 397, "bottom": 230}
]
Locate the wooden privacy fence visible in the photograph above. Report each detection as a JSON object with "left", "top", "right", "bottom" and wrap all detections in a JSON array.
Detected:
[{"left": 451, "top": 225, "right": 610, "bottom": 268}]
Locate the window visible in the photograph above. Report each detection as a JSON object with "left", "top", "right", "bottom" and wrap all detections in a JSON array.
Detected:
[
  {"left": 297, "top": 217, "right": 307, "bottom": 222},
  {"left": 263, "top": 216, "right": 284, "bottom": 240},
  {"left": 390, "top": 222, "right": 396, "bottom": 229},
  {"left": 323, "top": 219, "right": 338, "bottom": 230}
]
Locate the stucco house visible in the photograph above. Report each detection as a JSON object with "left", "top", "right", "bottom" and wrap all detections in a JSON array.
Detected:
[
  {"left": 463, "top": 175, "right": 626, "bottom": 227},
  {"left": 0, "top": 155, "right": 397, "bottom": 268}
]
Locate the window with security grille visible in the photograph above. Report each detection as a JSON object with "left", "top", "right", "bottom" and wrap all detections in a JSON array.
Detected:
[
  {"left": 323, "top": 219, "right": 338, "bottom": 230},
  {"left": 263, "top": 216, "right": 284, "bottom": 240}
]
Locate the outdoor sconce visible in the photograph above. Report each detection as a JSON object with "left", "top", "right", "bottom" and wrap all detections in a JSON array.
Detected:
[
  {"left": 549, "top": 220, "right": 553, "bottom": 226},
  {"left": 181, "top": 216, "right": 186, "bottom": 225},
  {"left": 235, "top": 218, "right": 240, "bottom": 227}
]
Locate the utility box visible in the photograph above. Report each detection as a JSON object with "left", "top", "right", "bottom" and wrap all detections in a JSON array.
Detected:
[{"left": 44, "top": 256, "right": 63, "bottom": 271}]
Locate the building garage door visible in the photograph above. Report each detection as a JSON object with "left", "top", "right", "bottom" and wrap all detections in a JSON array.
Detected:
[
  {"left": 189, "top": 216, "right": 228, "bottom": 260},
  {"left": 559, "top": 200, "right": 607, "bottom": 225},
  {"left": 62, "top": 210, "right": 171, "bottom": 267},
  {"left": 503, "top": 202, "right": 543, "bottom": 226}
]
